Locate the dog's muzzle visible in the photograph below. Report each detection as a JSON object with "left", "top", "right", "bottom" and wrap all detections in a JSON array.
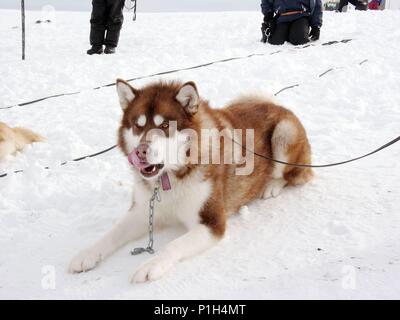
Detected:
[{"left": 128, "top": 144, "right": 171, "bottom": 190}]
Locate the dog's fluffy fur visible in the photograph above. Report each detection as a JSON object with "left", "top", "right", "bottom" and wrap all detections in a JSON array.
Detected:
[
  {"left": 69, "top": 80, "right": 313, "bottom": 282},
  {"left": 0, "top": 122, "right": 44, "bottom": 160}
]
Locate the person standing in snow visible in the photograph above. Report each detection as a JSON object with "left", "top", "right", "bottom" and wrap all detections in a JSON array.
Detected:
[
  {"left": 337, "top": 0, "right": 368, "bottom": 12},
  {"left": 260, "top": 0, "right": 323, "bottom": 45},
  {"left": 87, "top": 0, "right": 126, "bottom": 55}
]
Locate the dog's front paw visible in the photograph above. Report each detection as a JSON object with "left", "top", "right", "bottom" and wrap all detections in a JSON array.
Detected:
[
  {"left": 130, "top": 254, "right": 175, "bottom": 283},
  {"left": 262, "top": 178, "right": 287, "bottom": 199},
  {"left": 68, "top": 249, "right": 102, "bottom": 273}
]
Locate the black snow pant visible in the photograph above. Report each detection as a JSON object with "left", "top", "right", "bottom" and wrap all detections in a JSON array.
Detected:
[
  {"left": 268, "top": 17, "right": 310, "bottom": 46},
  {"left": 90, "top": 0, "right": 125, "bottom": 48},
  {"left": 338, "top": 0, "right": 368, "bottom": 11}
]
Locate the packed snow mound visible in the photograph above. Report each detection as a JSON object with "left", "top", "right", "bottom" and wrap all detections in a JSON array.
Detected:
[{"left": 0, "top": 9, "right": 399, "bottom": 299}]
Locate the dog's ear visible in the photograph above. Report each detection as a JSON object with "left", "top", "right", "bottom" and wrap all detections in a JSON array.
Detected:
[
  {"left": 176, "top": 82, "right": 199, "bottom": 115},
  {"left": 116, "top": 79, "right": 137, "bottom": 110}
]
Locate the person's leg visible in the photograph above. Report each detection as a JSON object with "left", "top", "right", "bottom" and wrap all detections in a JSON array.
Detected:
[
  {"left": 104, "top": 0, "right": 125, "bottom": 50},
  {"left": 89, "top": 0, "right": 107, "bottom": 50},
  {"left": 288, "top": 17, "right": 310, "bottom": 46},
  {"left": 268, "top": 22, "right": 290, "bottom": 45}
]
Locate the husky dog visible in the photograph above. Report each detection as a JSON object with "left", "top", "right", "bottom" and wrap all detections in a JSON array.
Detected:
[
  {"left": 0, "top": 122, "right": 44, "bottom": 160},
  {"left": 69, "top": 80, "right": 313, "bottom": 282}
]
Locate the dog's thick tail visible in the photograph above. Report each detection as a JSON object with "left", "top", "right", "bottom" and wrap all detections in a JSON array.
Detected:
[{"left": 13, "top": 127, "right": 46, "bottom": 146}]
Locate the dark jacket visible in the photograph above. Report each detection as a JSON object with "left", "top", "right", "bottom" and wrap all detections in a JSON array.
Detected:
[{"left": 261, "top": 0, "right": 323, "bottom": 28}]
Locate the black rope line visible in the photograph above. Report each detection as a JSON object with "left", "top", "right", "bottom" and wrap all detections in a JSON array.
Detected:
[
  {"left": 319, "top": 68, "right": 334, "bottom": 78},
  {"left": 63, "top": 144, "right": 117, "bottom": 163},
  {"left": 0, "top": 39, "right": 353, "bottom": 111},
  {"left": 322, "top": 39, "right": 352, "bottom": 46},
  {"left": 0, "top": 91, "right": 80, "bottom": 110},
  {"left": 275, "top": 59, "right": 366, "bottom": 95},
  {"left": 233, "top": 136, "right": 400, "bottom": 169},
  {"left": 274, "top": 84, "right": 300, "bottom": 96},
  {"left": 0, "top": 145, "right": 117, "bottom": 178},
  {"left": 21, "top": 0, "right": 25, "bottom": 60}
]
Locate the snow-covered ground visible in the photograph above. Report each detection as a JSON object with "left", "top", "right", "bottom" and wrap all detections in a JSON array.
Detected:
[{"left": 0, "top": 9, "right": 399, "bottom": 299}]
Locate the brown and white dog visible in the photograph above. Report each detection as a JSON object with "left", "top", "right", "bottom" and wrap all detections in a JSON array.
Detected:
[
  {"left": 69, "top": 79, "right": 313, "bottom": 283},
  {"left": 0, "top": 122, "right": 44, "bottom": 160}
]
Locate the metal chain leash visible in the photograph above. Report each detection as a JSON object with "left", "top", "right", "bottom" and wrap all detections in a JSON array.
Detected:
[
  {"left": 131, "top": 179, "right": 161, "bottom": 255},
  {"left": 124, "top": 0, "right": 137, "bottom": 21}
]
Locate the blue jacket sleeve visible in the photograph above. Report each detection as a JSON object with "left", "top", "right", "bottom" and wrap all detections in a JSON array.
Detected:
[
  {"left": 310, "top": 0, "right": 323, "bottom": 28},
  {"left": 261, "top": 0, "right": 273, "bottom": 16}
]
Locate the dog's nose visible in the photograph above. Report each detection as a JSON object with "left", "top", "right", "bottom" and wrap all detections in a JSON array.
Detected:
[{"left": 136, "top": 143, "right": 149, "bottom": 161}]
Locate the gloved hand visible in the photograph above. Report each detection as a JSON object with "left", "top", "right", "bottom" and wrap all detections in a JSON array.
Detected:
[
  {"left": 309, "top": 26, "right": 320, "bottom": 41},
  {"left": 261, "top": 13, "right": 275, "bottom": 43}
]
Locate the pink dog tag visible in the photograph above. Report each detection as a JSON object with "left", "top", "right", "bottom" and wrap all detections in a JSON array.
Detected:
[{"left": 160, "top": 172, "right": 171, "bottom": 191}]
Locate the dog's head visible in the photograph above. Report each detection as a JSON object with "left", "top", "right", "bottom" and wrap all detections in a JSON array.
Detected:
[{"left": 117, "top": 79, "right": 200, "bottom": 180}]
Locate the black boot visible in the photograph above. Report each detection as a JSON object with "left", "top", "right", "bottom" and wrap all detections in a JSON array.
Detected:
[
  {"left": 103, "top": 0, "right": 125, "bottom": 50},
  {"left": 104, "top": 46, "right": 116, "bottom": 54},
  {"left": 87, "top": 45, "right": 103, "bottom": 55}
]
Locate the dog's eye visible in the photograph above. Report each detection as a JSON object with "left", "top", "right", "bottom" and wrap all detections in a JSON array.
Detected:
[{"left": 160, "top": 121, "right": 169, "bottom": 129}]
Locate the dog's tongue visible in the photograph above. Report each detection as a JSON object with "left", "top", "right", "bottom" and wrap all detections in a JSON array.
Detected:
[
  {"left": 128, "top": 149, "right": 149, "bottom": 169},
  {"left": 128, "top": 149, "right": 172, "bottom": 191}
]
